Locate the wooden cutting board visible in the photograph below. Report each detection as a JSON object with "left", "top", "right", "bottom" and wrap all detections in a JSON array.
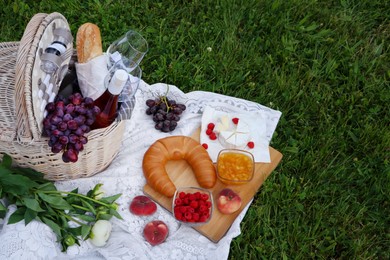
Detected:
[{"left": 143, "top": 128, "right": 283, "bottom": 242}]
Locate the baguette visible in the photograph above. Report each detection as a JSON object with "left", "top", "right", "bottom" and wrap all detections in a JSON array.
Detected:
[
  {"left": 76, "top": 23, "right": 103, "bottom": 63},
  {"left": 142, "top": 136, "right": 217, "bottom": 197}
]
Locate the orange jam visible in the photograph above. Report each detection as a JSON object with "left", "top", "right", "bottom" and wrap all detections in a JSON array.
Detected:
[{"left": 217, "top": 151, "right": 254, "bottom": 184}]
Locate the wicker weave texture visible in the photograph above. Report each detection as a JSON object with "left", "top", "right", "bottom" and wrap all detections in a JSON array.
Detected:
[
  {"left": 0, "top": 120, "right": 125, "bottom": 180},
  {"left": 14, "top": 13, "right": 47, "bottom": 142},
  {"left": 0, "top": 42, "right": 19, "bottom": 142}
]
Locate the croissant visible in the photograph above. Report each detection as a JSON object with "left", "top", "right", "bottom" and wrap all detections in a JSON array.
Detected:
[{"left": 142, "top": 136, "right": 217, "bottom": 197}]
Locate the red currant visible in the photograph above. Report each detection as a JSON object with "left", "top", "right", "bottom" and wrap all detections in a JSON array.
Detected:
[
  {"left": 247, "top": 141, "right": 255, "bottom": 149},
  {"left": 232, "top": 117, "right": 239, "bottom": 124},
  {"left": 202, "top": 143, "right": 208, "bottom": 149},
  {"left": 207, "top": 123, "right": 215, "bottom": 130},
  {"left": 206, "top": 128, "right": 213, "bottom": 135}
]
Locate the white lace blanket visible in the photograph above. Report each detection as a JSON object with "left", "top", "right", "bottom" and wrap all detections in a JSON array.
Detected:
[{"left": 0, "top": 81, "right": 281, "bottom": 260}]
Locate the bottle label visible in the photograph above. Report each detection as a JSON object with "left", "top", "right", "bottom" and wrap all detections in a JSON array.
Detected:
[{"left": 47, "top": 43, "right": 66, "bottom": 55}]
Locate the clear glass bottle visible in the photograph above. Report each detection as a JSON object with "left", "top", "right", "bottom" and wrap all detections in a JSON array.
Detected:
[{"left": 91, "top": 69, "right": 128, "bottom": 129}]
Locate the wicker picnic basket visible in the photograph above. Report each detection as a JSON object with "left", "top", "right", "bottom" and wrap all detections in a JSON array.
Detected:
[{"left": 0, "top": 12, "right": 125, "bottom": 180}]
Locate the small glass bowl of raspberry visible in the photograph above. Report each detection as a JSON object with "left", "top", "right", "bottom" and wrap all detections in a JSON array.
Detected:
[{"left": 172, "top": 187, "right": 213, "bottom": 226}]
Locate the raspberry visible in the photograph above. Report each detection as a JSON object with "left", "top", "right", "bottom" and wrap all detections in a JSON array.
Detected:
[
  {"left": 199, "top": 205, "right": 207, "bottom": 213},
  {"left": 175, "top": 198, "right": 182, "bottom": 206},
  {"left": 199, "top": 215, "right": 208, "bottom": 222},
  {"left": 209, "top": 133, "right": 217, "bottom": 140},
  {"left": 205, "top": 128, "right": 213, "bottom": 135},
  {"left": 205, "top": 201, "right": 212, "bottom": 208},
  {"left": 175, "top": 212, "right": 183, "bottom": 220},
  {"left": 194, "top": 192, "right": 201, "bottom": 199},
  {"left": 188, "top": 194, "right": 196, "bottom": 201},
  {"left": 193, "top": 213, "right": 200, "bottom": 221},
  {"left": 184, "top": 212, "right": 192, "bottom": 220},
  {"left": 183, "top": 197, "right": 190, "bottom": 205},
  {"left": 202, "top": 211, "right": 210, "bottom": 219},
  {"left": 232, "top": 117, "right": 239, "bottom": 124},
  {"left": 200, "top": 193, "right": 209, "bottom": 201},
  {"left": 207, "top": 123, "right": 215, "bottom": 130},
  {"left": 180, "top": 206, "right": 187, "bottom": 213},
  {"left": 190, "top": 200, "right": 199, "bottom": 209},
  {"left": 188, "top": 207, "right": 195, "bottom": 213},
  {"left": 202, "top": 143, "right": 208, "bottom": 149},
  {"left": 247, "top": 141, "right": 255, "bottom": 149},
  {"left": 179, "top": 192, "right": 186, "bottom": 199}
]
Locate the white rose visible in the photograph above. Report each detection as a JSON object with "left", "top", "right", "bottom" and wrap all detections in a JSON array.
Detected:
[{"left": 89, "top": 220, "right": 112, "bottom": 247}]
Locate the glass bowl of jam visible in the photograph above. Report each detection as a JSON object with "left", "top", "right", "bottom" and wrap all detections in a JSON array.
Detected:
[{"left": 216, "top": 149, "right": 255, "bottom": 185}]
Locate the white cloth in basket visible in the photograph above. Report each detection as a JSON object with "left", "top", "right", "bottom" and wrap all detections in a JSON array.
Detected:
[
  {"left": 76, "top": 55, "right": 108, "bottom": 100},
  {"left": 0, "top": 81, "right": 281, "bottom": 260}
]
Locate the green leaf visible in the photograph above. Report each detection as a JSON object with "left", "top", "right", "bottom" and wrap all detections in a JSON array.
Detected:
[
  {"left": 0, "top": 154, "right": 12, "bottom": 168},
  {"left": 97, "top": 213, "right": 112, "bottom": 220},
  {"left": 44, "top": 205, "right": 57, "bottom": 217},
  {"left": 24, "top": 208, "right": 37, "bottom": 225},
  {"left": 0, "top": 201, "right": 6, "bottom": 219},
  {"left": 81, "top": 199, "right": 96, "bottom": 214},
  {"left": 8, "top": 207, "right": 26, "bottom": 224},
  {"left": 109, "top": 208, "right": 123, "bottom": 220},
  {"left": 37, "top": 182, "right": 57, "bottom": 191},
  {"left": 60, "top": 215, "right": 69, "bottom": 228},
  {"left": 99, "top": 193, "right": 121, "bottom": 204},
  {"left": 81, "top": 224, "right": 92, "bottom": 239},
  {"left": 23, "top": 198, "right": 45, "bottom": 212},
  {"left": 67, "top": 226, "right": 82, "bottom": 237},
  {"left": 12, "top": 167, "right": 47, "bottom": 183},
  {"left": 42, "top": 216, "right": 62, "bottom": 237},
  {"left": 76, "top": 214, "right": 96, "bottom": 222},
  {"left": 0, "top": 169, "right": 36, "bottom": 195},
  {"left": 37, "top": 193, "right": 72, "bottom": 210}
]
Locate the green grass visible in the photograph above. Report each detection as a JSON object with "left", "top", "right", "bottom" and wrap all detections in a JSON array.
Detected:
[{"left": 1, "top": 0, "right": 389, "bottom": 258}]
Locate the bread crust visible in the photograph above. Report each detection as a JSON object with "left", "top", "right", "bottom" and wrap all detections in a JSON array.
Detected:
[
  {"left": 76, "top": 23, "right": 103, "bottom": 63},
  {"left": 142, "top": 136, "right": 217, "bottom": 197}
]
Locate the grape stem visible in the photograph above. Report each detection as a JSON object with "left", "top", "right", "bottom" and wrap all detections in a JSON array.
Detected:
[{"left": 161, "top": 84, "right": 171, "bottom": 112}]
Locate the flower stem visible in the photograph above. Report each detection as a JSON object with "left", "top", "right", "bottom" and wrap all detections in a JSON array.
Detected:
[{"left": 37, "top": 190, "right": 111, "bottom": 208}]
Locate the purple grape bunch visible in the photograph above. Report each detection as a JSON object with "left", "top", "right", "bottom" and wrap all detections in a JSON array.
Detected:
[
  {"left": 145, "top": 96, "right": 186, "bottom": 132},
  {"left": 43, "top": 93, "right": 100, "bottom": 163}
]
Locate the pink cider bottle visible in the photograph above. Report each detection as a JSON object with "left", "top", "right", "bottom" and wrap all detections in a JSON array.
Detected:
[{"left": 91, "top": 69, "right": 128, "bottom": 129}]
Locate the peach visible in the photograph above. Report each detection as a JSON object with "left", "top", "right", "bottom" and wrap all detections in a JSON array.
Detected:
[
  {"left": 216, "top": 188, "right": 242, "bottom": 214},
  {"left": 143, "top": 220, "right": 169, "bottom": 246},
  {"left": 129, "top": 195, "right": 157, "bottom": 216}
]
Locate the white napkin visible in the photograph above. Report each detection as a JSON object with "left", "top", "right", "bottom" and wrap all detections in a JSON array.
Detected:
[
  {"left": 200, "top": 106, "right": 271, "bottom": 163},
  {"left": 76, "top": 54, "right": 109, "bottom": 100}
]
